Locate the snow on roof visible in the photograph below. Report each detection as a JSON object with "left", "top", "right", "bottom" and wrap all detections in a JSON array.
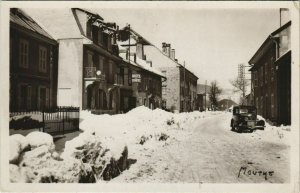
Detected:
[
  {"left": 135, "top": 57, "right": 166, "bottom": 78},
  {"left": 23, "top": 8, "right": 83, "bottom": 40},
  {"left": 144, "top": 45, "right": 179, "bottom": 69},
  {"left": 119, "top": 52, "right": 165, "bottom": 78}
]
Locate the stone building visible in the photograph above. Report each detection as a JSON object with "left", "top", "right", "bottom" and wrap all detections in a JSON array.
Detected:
[
  {"left": 249, "top": 16, "right": 291, "bottom": 125},
  {"left": 10, "top": 8, "right": 58, "bottom": 111},
  {"left": 144, "top": 43, "right": 198, "bottom": 112}
]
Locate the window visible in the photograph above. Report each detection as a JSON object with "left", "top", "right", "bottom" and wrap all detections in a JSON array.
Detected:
[
  {"left": 27, "top": 86, "right": 32, "bottom": 109},
  {"left": 38, "top": 87, "right": 49, "bottom": 110},
  {"left": 271, "top": 57, "right": 275, "bottom": 81},
  {"left": 264, "top": 63, "right": 268, "bottom": 84},
  {"left": 162, "top": 85, "right": 167, "bottom": 95},
  {"left": 260, "top": 96, "right": 263, "bottom": 114},
  {"left": 39, "top": 46, "right": 47, "bottom": 72},
  {"left": 98, "top": 56, "right": 104, "bottom": 72},
  {"left": 260, "top": 67, "right": 263, "bottom": 86},
  {"left": 108, "top": 35, "right": 112, "bottom": 51},
  {"left": 97, "top": 30, "right": 103, "bottom": 46},
  {"left": 19, "top": 39, "right": 29, "bottom": 68},
  {"left": 86, "top": 20, "right": 93, "bottom": 39},
  {"left": 256, "top": 97, "right": 258, "bottom": 110},
  {"left": 87, "top": 51, "right": 94, "bottom": 67},
  {"left": 253, "top": 71, "right": 258, "bottom": 87},
  {"left": 271, "top": 93, "right": 274, "bottom": 117},
  {"left": 128, "top": 69, "right": 132, "bottom": 86},
  {"left": 109, "top": 60, "right": 114, "bottom": 83},
  {"left": 18, "top": 84, "right": 32, "bottom": 110}
]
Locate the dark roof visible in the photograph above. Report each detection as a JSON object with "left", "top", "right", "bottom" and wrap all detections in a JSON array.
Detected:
[
  {"left": 10, "top": 8, "right": 54, "bottom": 41},
  {"left": 248, "top": 21, "right": 291, "bottom": 67}
]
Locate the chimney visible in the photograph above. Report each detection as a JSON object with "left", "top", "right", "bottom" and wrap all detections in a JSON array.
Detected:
[
  {"left": 170, "top": 49, "right": 175, "bottom": 60},
  {"left": 280, "top": 8, "right": 290, "bottom": 26},
  {"left": 166, "top": 44, "right": 171, "bottom": 57}
]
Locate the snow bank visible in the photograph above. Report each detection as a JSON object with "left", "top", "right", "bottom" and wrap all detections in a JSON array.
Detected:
[
  {"left": 246, "top": 115, "right": 291, "bottom": 145},
  {"left": 80, "top": 106, "right": 217, "bottom": 150},
  {"left": 10, "top": 106, "right": 221, "bottom": 183},
  {"left": 26, "top": 131, "right": 54, "bottom": 150},
  {"left": 9, "top": 134, "right": 30, "bottom": 164}
]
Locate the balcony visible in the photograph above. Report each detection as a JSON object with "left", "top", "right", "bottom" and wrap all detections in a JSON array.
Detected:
[{"left": 84, "top": 67, "right": 106, "bottom": 81}]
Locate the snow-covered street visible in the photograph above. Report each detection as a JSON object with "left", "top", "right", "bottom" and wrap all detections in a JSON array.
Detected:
[
  {"left": 113, "top": 112, "right": 290, "bottom": 183},
  {"left": 9, "top": 107, "right": 290, "bottom": 183}
]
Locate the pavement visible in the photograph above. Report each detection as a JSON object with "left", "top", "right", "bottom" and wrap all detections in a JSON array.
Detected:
[{"left": 112, "top": 113, "right": 290, "bottom": 183}]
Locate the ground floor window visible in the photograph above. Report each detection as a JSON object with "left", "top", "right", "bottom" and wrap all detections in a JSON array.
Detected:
[
  {"left": 271, "top": 93, "right": 274, "bottom": 118},
  {"left": 38, "top": 87, "right": 49, "bottom": 110},
  {"left": 17, "top": 84, "right": 49, "bottom": 111},
  {"left": 18, "top": 84, "right": 30, "bottom": 110}
]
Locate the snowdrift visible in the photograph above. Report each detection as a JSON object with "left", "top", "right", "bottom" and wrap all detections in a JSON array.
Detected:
[{"left": 8, "top": 106, "right": 219, "bottom": 183}]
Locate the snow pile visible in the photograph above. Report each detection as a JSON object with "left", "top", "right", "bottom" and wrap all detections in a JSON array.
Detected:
[
  {"left": 9, "top": 134, "right": 30, "bottom": 164},
  {"left": 26, "top": 132, "right": 55, "bottom": 150},
  {"left": 9, "top": 132, "right": 82, "bottom": 183},
  {"left": 80, "top": 106, "right": 218, "bottom": 148},
  {"left": 246, "top": 115, "right": 291, "bottom": 145},
  {"left": 9, "top": 106, "right": 221, "bottom": 183},
  {"left": 10, "top": 131, "right": 129, "bottom": 182}
]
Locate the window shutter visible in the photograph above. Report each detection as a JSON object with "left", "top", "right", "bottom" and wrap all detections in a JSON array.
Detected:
[
  {"left": 37, "top": 87, "right": 40, "bottom": 110},
  {"left": 27, "top": 86, "right": 31, "bottom": 110},
  {"left": 18, "top": 84, "right": 21, "bottom": 110},
  {"left": 46, "top": 88, "right": 49, "bottom": 108}
]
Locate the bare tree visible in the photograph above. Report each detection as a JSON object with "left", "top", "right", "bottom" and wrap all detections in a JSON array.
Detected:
[
  {"left": 230, "top": 76, "right": 249, "bottom": 103},
  {"left": 209, "top": 80, "right": 222, "bottom": 110}
]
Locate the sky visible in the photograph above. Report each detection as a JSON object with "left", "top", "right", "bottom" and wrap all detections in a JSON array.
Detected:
[{"left": 93, "top": 8, "right": 280, "bottom": 92}]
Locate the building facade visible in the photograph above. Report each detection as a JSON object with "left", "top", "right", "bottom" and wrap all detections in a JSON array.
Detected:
[
  {"left": 249, "top": 21, "right": 291, "bottom": 125},
  {"left": 10, "top": 8, "right": 58, "bottom": 111},
  {"left": 25, "top": 8, "right": 164, "bottom": 114},
  {"left": 117, "top": 29, "right": 165, "bottom": 110},
  {"left": 143, "top": 42, "right": 198, "bottom": 112}
]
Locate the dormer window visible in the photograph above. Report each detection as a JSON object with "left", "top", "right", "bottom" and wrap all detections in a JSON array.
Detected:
[{"left": 86, "top": 20, "right": 93, "bottom": 39}]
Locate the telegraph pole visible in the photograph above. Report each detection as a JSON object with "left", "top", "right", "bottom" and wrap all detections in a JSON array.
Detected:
[
  {"left": 128, "top": 24, "right": 131, "bottom": 64},
  {"left": 205, "top": 80, "right": 207, "bottom": 111}
]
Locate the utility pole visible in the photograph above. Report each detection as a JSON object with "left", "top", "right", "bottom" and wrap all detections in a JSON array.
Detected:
[
  {"left": 205, "top": 80, "right": 207, "bottom": 111},
  {"left": 128, "top": 24, "right": 131, "bottom": 64}
]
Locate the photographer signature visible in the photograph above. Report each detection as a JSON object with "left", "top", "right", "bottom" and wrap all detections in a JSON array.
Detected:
[{"left": 238, "top": 166, "right": 274, "bottom": 180}]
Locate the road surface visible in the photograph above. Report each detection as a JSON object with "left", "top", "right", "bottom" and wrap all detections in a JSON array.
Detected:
[{"left": 113, "top": 112, "right": 290, "bottom": 183}]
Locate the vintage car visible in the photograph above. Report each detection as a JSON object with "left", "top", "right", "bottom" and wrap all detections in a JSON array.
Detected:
[{"left": 230, "top": 105, "right": 265, "bottom": 132}]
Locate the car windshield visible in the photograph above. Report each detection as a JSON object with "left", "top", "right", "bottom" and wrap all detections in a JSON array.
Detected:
[{"left": 239, "top": 108, "right": 256, "bottom": 115}]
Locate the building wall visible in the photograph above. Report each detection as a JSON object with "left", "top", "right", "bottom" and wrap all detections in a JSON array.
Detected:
[
  {"left": 10, "top": 27, "right": 58, "bottom": 111},
  {"left": 252, "top": 45, "right": 278, "bottom": 122},
  {"left": 179, "top": 67, "right": 198, "bottom": 112},
  {"left": 159, "top": 66, "right": 180, "bottom": 111},
  {"left": 57, "top": 39, "right": 83, "bottom": 108}
]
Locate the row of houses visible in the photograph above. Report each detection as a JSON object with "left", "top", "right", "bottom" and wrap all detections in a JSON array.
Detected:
[
  {"left": 247, "top": 8, "right": 291, "bottom": 125},
  {"left": 9, "top": 8, "right": 199, "bottom": 114}
]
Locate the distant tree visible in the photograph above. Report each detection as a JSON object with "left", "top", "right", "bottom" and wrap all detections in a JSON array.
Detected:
[
  {"left": 230, "top": 76, "right": 249, "bottom": 104},
  {"left": 209, "top": 81, "right": 222, "bottom": 110}
]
